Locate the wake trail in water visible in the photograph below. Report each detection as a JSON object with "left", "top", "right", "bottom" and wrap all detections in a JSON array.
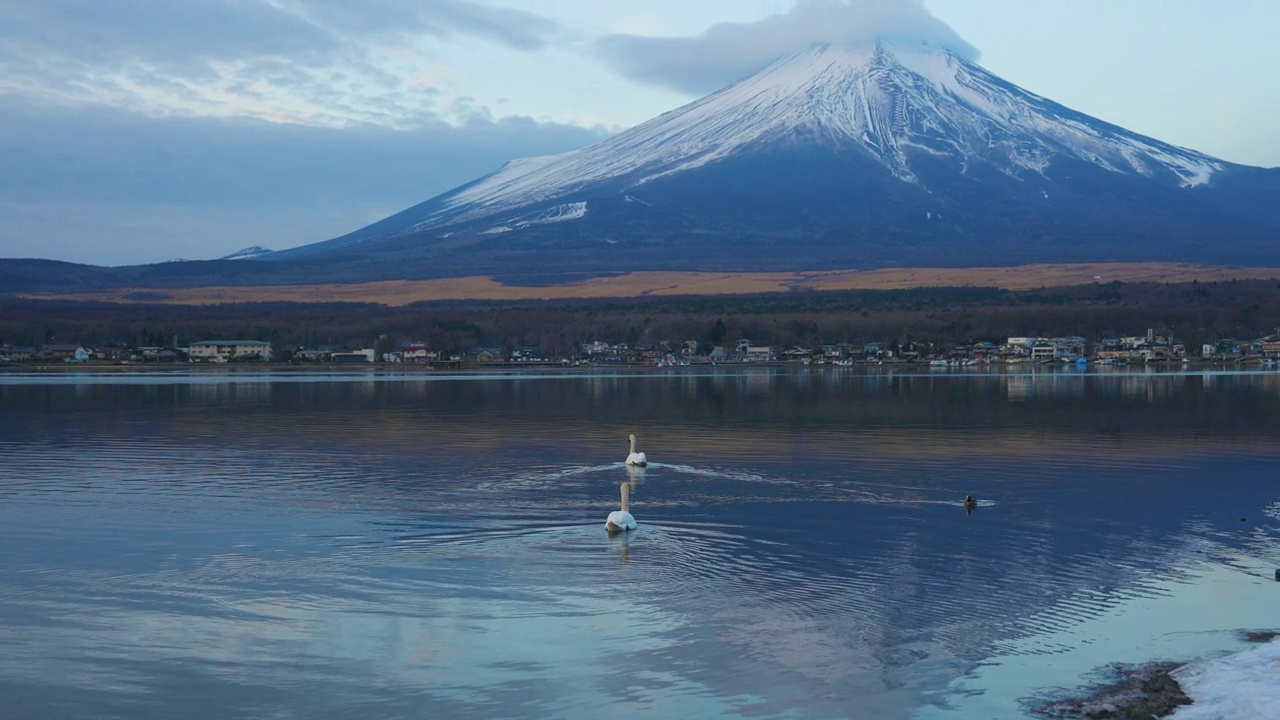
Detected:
[{"left": 494, "top": 460, "right": 1000, "bottom": 514}]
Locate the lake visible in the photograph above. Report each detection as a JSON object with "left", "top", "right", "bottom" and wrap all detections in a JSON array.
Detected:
[{"left": 1, "top": 367, "right": 1277, "bottom": 719}]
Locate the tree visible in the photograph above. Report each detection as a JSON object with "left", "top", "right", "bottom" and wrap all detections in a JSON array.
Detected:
[
  {"left": 374, "top": 333, "right": 397, "bottom": 360},
  {"left": 706, "top": 318, "right": 727, "bottom": 345}
]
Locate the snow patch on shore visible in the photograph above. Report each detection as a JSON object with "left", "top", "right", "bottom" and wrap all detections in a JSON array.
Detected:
[{"left": 1169, "top": 639, "right": 1280, "bottom": 719}]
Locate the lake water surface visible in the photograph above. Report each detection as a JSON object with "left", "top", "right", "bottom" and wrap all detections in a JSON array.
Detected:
[{"left": 1, "top": 368, "right": 1277, "bottom": 719}]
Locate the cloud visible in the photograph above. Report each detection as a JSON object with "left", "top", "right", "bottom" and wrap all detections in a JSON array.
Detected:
[
  {"left": 0, "top": 1, "right": 603, "bottom": 266},
  {"left": 0, "top": 1, "right": 335, "bottom": 72},
  {"left": 0, "top": 99, "right": 609, "bottom": 265},
  {"left": 0, "top": 1, "right": 563, "bottom": 67},
  {"left": 0, "top": 0, "right": 565, "bottom": 127},
  {"left": 272, "top": 0, "right": 566, "bottom": 52},
  {"left": 595, "top": 0, "right": 980, "bottom": 96}
]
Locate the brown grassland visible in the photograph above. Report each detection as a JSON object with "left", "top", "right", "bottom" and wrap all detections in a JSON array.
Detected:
[{"left": 22, "top": 263, "right": 1280, "bottom": 306}]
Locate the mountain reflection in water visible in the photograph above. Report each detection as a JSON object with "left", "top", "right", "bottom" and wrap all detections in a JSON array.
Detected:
[{"left": 0, "top": 369, "right": 1276, "bottom": 719}]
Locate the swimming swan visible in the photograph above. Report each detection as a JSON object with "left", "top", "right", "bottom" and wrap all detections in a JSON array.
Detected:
[
  {"left": 606, "top": 482, "right": 637, "bottom": 533},
  {"left": 626, "top": 434, "right": 648, "bottom": 466}
]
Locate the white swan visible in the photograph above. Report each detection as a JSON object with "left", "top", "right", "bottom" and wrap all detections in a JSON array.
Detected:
[
  {"left": 625, "top": 433, "right": 648, "bottom": 466},
  {"left": 606, "top": 482, "right": 636, "bottom": 533}
]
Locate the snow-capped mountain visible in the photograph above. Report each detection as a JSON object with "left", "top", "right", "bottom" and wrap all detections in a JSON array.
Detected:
[{"left": 270, "top": 41, "right": 1279, "bottom": 276}]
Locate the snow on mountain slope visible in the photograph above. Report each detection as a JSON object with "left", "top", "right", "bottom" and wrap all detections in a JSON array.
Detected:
[
  {"left": 417, "top": 41, "right": 1222, "bottom": 231},
  {"left": 221, "top": 245, "right": 275, "bottom": 260},
  {"left": 259, "top": 38, "right": 1278, "bottom": 276},
  {"left": 479, "top": 201, "right": 587, "bottom": 235}
]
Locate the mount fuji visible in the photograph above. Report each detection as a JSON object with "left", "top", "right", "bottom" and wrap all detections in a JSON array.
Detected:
[{"left": 258, "top": 40, "right": 1278, "bottom": 280}]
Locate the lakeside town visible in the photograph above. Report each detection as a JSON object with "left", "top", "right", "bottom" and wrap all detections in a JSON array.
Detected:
[{"left": 4, "top": 328, "right": 1280, "bottom": 369}]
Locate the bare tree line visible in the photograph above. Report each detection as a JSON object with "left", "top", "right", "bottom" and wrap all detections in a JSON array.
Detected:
[{"left": 2, "top": 279, "right": 1276, "bottom": 354}]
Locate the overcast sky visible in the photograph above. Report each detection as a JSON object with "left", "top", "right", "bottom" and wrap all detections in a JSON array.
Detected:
[{"left": 2, "top": 0, "right": 1278, "bottom": 266}]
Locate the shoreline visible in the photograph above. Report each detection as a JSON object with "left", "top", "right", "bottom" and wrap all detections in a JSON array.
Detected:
[
  {"left": 1033, "top": 662, "right": 1191, "bottom": 719},
  {"left": 0, "top": 358, "right": 1273, "bottom": 375},
  {"left": 1032, "top": 631, "right": 1280, "bottom": 719}
]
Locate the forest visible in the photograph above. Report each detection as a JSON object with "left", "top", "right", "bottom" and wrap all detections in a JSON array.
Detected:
[{"left": 2, "top": 279, "right": 1277, "bottom": 356}]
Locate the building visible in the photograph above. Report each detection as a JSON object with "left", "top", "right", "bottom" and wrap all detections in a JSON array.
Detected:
[
  {"left": 131, "top": 346, "right": 187, "bottom": 363},
  {"left": 466, "top": 347, "right": 505, "bottom": 364},
  {"left": 1029, "top": 343, "right": 1059, "bottom": 362},
  {"left": 782, "top": 347, "right": 811, "bottom": 363},
  {"left": 39, "top": 344, "right": 91, "bottom": 363},
  {"left": 510, "top": 347, "right": 549, "bottom": 363},
  {"left": 1259, "top": 332, "right": 1280, "bottom": 358},
  {"left": 329, "top": 349, "right": 375, "bottom": 363},
  {"left": 1, "top": 346, "right": 35, "bottom": 362},
  {"left": 188, "top": 340, "right": 273, "bottom": 363},
  {"left": 400, "top": 343, "right": 439, "bottom": 363}
]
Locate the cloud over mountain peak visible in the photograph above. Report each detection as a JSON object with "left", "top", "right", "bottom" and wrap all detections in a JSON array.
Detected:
[{"left": 596, "top": 0, "right": 979, "bottom": 96}]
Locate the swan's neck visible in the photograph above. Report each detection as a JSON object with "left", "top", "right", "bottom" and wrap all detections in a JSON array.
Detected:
[
  {"left": 620, "top": 483, "right": 629, "bottom": 513},
  {"left": 629, "top": 435, "right": 636, "bottom": 454}
]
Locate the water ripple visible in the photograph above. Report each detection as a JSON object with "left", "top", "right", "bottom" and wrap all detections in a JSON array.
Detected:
[{"left": 1, "top": 373, "right": 1278, "bottom": 719}]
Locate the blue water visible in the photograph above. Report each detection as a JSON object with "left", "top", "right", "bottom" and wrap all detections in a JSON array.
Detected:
[{"left": 0, "top": 368, "right": 1277, "bottom": 719}]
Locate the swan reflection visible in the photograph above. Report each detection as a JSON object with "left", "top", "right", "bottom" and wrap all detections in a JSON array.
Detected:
[{"left": 626, "top": 463, "right": 646, "bottom": 487}]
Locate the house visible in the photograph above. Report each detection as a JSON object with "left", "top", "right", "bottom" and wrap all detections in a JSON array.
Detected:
[
  {"left": 151, "top": 348, "right": 186, "bottom": 363},
  {"left": 825, "top": 342, "right": 856, "bottom": 361},
  {"left": 293, "top": 349, "right": 331, "bottom": 363},
  {"left": 969, "top": 341, "right": 997, "bottom": 361},
  {"left": 899, "top": 341, "right": 928, "bottom": 361},
  {"left": 401, "top": 343, "right": 439, "bottom": 363},
  {"left": 782, "top": 347, "right": 811, "bottom": 363},
  {"left": 188, "top": 340, "right": 273, "bottom": 363},
  {"left": 39, "top": 344, "right": 91, "bottom": 363},
  {"left": 330, "top": 349, "right": 375, "bottom": 363},
  {"left": 1095, "top": 338, "right": 1136, "bottom": 362},
  {"left": 1030, "top": 343, "right": 1059, "bottom": 362},
  {"left": 635, "top": 345, "right": 664, "bottom": 364},
  {"left": 466, "top": 347, "right": 505, "bottom": 364},
  {"left": 1259, "top": 332, "right": 1280, "bottom": 358},
  {"left": 2, "top": 346, "right": 35, "bottom": 362},
  {"left": 581, "top": 341, "right": 611, "bottom": 357},
  {"left": 511, "top": 347, "right": 550, "bottom": 363},
  {"left": 93, "top": 346, "right": 130, "bottom": 362},
  {"left": 1052, "top": 337, "right": 1087, "bottom": 360},
  {"left": 131, "top": 346, "right": 186, "bottom": 363}
]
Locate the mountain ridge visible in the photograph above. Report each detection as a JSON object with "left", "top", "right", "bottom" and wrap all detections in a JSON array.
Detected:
[{"left": 264, "top": 40, "right": 1275, "bottom": 275}]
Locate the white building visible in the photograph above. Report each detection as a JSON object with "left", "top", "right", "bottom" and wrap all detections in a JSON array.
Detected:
[
  {"left": 329, "top": 349, "right": 375, "bottom": 363},
  {"left": 188, "top": 340, "right": 273, "bottom": 363}
]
